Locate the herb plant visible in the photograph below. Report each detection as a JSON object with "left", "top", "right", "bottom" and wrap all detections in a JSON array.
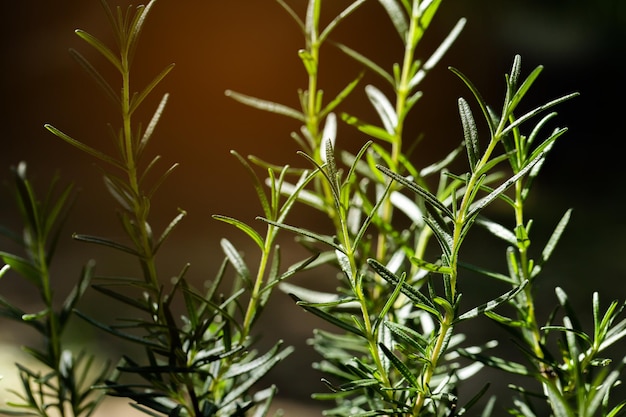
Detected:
[
  {"left": 0, "top": 163, "right": 109, "bottom": 417},
  {"left": 6, "top": 1, "right": 305, "bottom": 416},
  {"left": 1, "top": 0, "right": 625, "bottom": 416}
]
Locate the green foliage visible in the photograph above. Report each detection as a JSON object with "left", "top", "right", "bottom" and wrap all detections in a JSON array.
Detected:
[
  {"left": 20, "top": 1, "right": 302, "bottom": 416},
  {"left": 226, "top": 0, "right": 625, "bottom": 416},
  {"left": 2, "top": 0, "right": 625, "bottom": 416},
  {"left": 0, "top": 163, "right": 110, "bottom": 417}
]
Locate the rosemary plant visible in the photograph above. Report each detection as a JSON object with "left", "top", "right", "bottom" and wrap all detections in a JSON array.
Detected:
[
  {"left": 228, "top": 0, "right": 480, "bottom": 414},
  {"left": 226, "top": 0, "right": 626, "bottom": 416},
  {"left": 32, "top": 1, "right": 303, "bottom": 416},
  {"left": 2, "top": 0, "right": 625, "bottom": 416},
  {"left": 0, "top": 162, "right": 110, "bottom": 417},
  {"left": 454, "top": 58, "right": 626, "bottom": 416}
]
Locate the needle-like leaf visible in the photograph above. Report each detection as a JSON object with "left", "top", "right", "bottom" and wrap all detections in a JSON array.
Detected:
[{"left": 225, "top": 90, "right": 305, "bottom": 122}]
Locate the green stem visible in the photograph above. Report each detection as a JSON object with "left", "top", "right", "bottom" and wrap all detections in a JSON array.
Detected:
[
  {"left": 413, "top": 314, "right": 453, "bottom": 415},
  {"left": 512, "top": 173, "right": 562, "bottom": 402},
  {"left": 120, "top": 38, "right": 159, "bottom": 291},
  {"left": 509, "top": 123, "right": 556, "bottom": 380},
  {"left": 304, "top": 2, "right": 345, "bottom": 241},
  {"left": 241, "top": 225, "right": 276, "bottom": 338},
  {"left": 412, "top": 129, "right": 502, "bottom": 415},
  {"left": 303, "top": 0, "right": 321, "bottom": 155},
  {"left": 375, "top": 0, "right": 421, "bottom": 266},
  {"left": 514, "top": 182, "right": 542, "bottom": 354},
  {"left": 449, "top": 137, "right": 498, "bottom": 294},
  {"left": 344, "top": 237, "right": 394, "bottom": 394},
  {"left": 304, "top": 4, "right": 389, "bottom": 387},
  {"left": 38, "top": 243, "right": 60, "bottom": 368},
  {"left": 37, "top": 239, "right": 65, "bottom": 417}
]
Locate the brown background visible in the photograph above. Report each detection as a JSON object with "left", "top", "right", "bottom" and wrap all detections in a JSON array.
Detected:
[{"left": 1, "top": 1, "right": 625, "bottom": 415}]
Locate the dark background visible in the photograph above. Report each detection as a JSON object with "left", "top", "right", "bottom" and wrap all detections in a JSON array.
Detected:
[{"left": 1, "top": 1, "right": 625, "bottom": 415}]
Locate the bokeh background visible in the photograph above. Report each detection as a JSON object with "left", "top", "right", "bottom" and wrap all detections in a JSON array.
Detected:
[{"left": 1, "top": 0, "right": 626, "bottom": 415}]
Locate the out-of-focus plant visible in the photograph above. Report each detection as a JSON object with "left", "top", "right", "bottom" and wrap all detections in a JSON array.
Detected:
[{"left": 0, "top": 162, "right": 110, "bottom": 417}]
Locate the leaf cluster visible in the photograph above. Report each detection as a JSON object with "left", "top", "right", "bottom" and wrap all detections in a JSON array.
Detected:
[
  {"left": 224, "top": 0, "right": 625, "bottom": 415},
  {"left": 6, "top": 1, "right": 302, "bottom": 416},
  {"left": 77, "top": 259, "right": 294, "bottom": 417},
  {"left": 4, "top": 1, "right": 626, "bottom": 417},
  {"left": 446, "top": 57, "right": 626, "bottom": 415},
  {"left": 0, "top": 163, "right": 110, "bottom": 417}
]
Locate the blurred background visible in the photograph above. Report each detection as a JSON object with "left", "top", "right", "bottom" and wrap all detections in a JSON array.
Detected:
[{"left": 1, "top": 0, "right": 625, "bottom": 415}]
